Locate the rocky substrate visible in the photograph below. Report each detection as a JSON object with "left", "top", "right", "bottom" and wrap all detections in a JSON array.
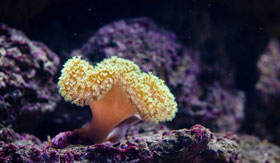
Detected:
[{"left": 1, "top": 122, "right": 279, "bottom": 162}]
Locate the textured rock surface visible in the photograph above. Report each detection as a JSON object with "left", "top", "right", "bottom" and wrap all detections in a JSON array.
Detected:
[
  {"left": 72, "top": 17, "right": 245, "bottom": 132},
  {"left": 1, "top": 122, "right": 279, "bottom": 162},
  {"left": 246, "top": 39, "right": 280, "bottom": 145},
  {"left": 0, "top": 123, "right": 214, "bottom": 162},
  {"left": 0, "top": 25, "right": 60, "bottom": 129},
  {"left": 198, "top": 133, "right": 240, "bottom": 162},
  {"left": 256, "top": 40, "right": 280, "bottom": 96},
  {"left": 240, "top": 135, "right": 280, "bottom": 163},
  {"left": 172, "top": 83, "right": 245, "bottom": 132}
]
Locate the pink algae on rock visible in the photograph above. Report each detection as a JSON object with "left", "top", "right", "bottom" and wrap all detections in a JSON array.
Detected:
[{"left": 0, "top": 24, "right": 60, "bottom": 130}]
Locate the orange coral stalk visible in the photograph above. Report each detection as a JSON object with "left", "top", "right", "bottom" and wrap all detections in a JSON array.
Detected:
[{"left": 77, "top": 82, "right": 136, "bottom": 143}]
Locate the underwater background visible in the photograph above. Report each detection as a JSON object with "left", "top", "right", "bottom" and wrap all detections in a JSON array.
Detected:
[{"left": 1, "top": 0, "right": 280, "bottom": 162}]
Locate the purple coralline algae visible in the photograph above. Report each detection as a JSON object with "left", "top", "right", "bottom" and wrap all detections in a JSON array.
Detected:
[
  {"left": 171, "top": 83, "right": 245, "bottom": 132},
  {"left": 0, "top": 25, "right": 60, "bottom": 129},
  {"left": 251, "top": 39, "right": 280, "bottom": 145},
  {"left": 2, "top": 122, "right": 279, "bottom": 162},
  {"left": 0, "top": 122, "right": 238, "bottom": 162},
  {"left": 71, "top": 17, "right": 245, "bottom": 132},
  {"left": 0, "top": 128, "right": 45, "bottom": 162},
  {"left": 198, "top": 133, "right": 240, "bottom": 162},
  {"left": 256, "top": 39, "right": 280, "bottom": 96}
]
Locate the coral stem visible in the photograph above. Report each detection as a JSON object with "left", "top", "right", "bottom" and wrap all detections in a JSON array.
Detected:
[
  {"left": 78, "top": 82, "right": 135, "bottom": 143},
  {"left": 106, "top": 115, "right": 141, "bottom": 143}
]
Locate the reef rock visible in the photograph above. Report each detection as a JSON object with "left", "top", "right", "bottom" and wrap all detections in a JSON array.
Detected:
[
  {"left": 256, "top": 40, "right": 280, "bottom": 97},
  {"left": 247, "top": 39, "right": 280, "bottom": 145},
  {"left": 172, "top": 83, "right": 245, "bottom": 132},
  {"left": 71, "top": 17, "right": 245, "bottom": 133},
  {"left": 2, "top": 122, "right": 280, "bottom": 162},
  {"left": 0, "top": 24, "right": 60, "bottom": 130},
  {"left": 240, "top": 135, "right": 280, "bottom": 162},
  {"left": 49, "top": 123, "right": 241, "bottom": 162}
]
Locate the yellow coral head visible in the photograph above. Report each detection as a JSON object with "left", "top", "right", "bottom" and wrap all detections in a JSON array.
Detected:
[{"left": 58, "top": 56, "right": 177, "bottom": 123}]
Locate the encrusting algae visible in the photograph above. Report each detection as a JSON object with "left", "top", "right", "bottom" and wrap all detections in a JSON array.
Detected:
[{"left": 58, "top": 56, "right": 177, "bottom": 143}]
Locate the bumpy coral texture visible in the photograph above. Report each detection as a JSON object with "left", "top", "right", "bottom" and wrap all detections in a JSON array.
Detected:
[
  {"left": 0, "top": 24, "right": 60, "bottom": 128},
  {"left": 58, "top": 56, "right": 177, "bottom": 123},
  {"left": 58, "top": 56, "right": 141, "bottom": 106}
]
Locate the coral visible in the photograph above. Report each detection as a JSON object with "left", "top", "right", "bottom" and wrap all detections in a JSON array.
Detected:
[
  {"left": 0, "top": 24, "right": 60, "bottom": 129},
  {"left": 58, "top": 56, "right": 140, "bottom": 106},
  {"left": 58, "top": 56, "right": 177, "bottom": 143},
  {"left": 59, "top": 56, "right": 177, "bottom": 122}
]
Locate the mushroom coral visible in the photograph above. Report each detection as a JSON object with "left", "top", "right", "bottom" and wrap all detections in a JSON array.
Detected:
[{"left": 58, "top": 56, "right": 177, "bottom": 143}]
